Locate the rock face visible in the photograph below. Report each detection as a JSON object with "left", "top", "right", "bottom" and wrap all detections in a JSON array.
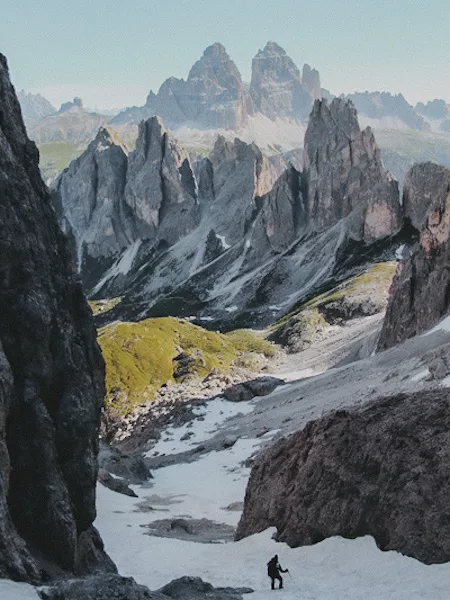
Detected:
[
  {"left": 113, "top": 43, "right": 251, "bottom": 130},
  {"left": 378, "top": 163, "right": 450, "bottom": 349},
  {"left": 303, "top": 98, "right": 402, "bottom": 242},
  {"left": 236, "top": 389, "right": 450, "bottom": 564},
  {"left": 250, "top": 42, "right": 319, "bottom": 120},
  {"left": 112, "top": 42, "right": 321, "bottom": 131},
  {"left": 52, "top": 116, "right": 199, "bottom": 293},
  {"left": 0, "top": 54, "right": 114, "bottom": 581},
  {"left": 56, "top": 99, "right": 407, "bottom": 328},
  {"left": 52, "top": 127, "right": 132, "bottom": 269},
  {"left": 124, "top": 116, "right": 199, "bottom": 241}
]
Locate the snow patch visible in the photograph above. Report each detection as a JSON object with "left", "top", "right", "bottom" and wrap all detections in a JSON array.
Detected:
[
  {"left": 411, "top": 369, "right": 429, "bottom": 382},
  {"left": 217, "top": 234, "right": 231, "bottom": 250},
  {"left": 0, "top": 580, "right": 38, "bottom": 600},
  {"left": 92, "top": 239, "right": 142, "bottom": 294},
  {"left": 146, "top": 398, "right": 254, "bottom": 457}
]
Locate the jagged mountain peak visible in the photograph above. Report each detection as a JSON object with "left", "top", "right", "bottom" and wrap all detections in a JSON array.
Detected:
[
  {"left": 93, "top": 125, "right": 128, "bottom": 153},
  {"left": 258, "top": 41, "right": 289, "bottom": 57},
  {"left": 59, "top": 96, "right": 84, "bottom": 112},
  {"left": 202, "top": 42, "right": 229, "bottom": 58}
]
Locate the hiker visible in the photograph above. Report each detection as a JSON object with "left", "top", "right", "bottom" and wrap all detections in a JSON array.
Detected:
[{"left": 267, "top": 554, "right": 288, "bottom": 589}]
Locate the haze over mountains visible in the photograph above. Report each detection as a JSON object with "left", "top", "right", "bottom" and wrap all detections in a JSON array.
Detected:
[{"left": 18, "top": 41, "right": 450, "bottom": 190}]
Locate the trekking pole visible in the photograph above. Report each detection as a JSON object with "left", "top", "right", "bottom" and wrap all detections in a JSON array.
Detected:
[{"left": 287, "top": 569, "right": 292, "bottom": 579}]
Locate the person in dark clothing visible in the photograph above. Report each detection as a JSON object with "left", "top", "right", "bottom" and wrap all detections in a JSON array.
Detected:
[{"left": 267, "top": 554, "right": 288, "bottom": 589}]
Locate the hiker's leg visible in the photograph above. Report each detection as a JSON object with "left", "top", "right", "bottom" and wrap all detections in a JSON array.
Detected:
[
  {"left": 271, "top": 577, "right": 275, "bottom": 590},
  {"left": 279, "top": 575, "right": 283, "bottom": 589}
]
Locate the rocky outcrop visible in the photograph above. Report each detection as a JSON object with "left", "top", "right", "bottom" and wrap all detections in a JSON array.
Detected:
[
  {"left": 25, "top": 100, "right": 107, "bottom": 144},
  {"left": 378, "top": 163, "right": 450, "bottom": 349},
  {"left": 222, "top": 376, "right": 284, "bottom": 402},
  {"left": 415, "top": 99, "right": 449, "bottom": 120},
  {"left": 57, "top": 97, "right": 410, "bottom": 327},
  {"left": 40, "top": 575, "right": 253, "bottom": 600},
  {"left": 124, "top": 116, "right": 199, "bottom": 242},
  {"left": 346, "top": 92, "right": 428, "bottom": 131},
  {"left": 303, "top": 98, "right": 402, "bottom": 242},
  {"left": 52, "top": 127, "right": 132, "bottom": 268},
  {"left": 236, "top": 389, "right": 450, "bottom": 564},
  {"left": 249, "top": 42, "right": 319, "bottom": 120},
  {"left": 0, "top": 53, "right": 114, "bottom": 581},
  {"left": 113, "top": 43, "right": 251, "bottom": 130},
  {"left": 17, "top": 89, "right": 55, "bottom": 120},
  {"left": 51, "top": 116, "right": 199, "bottom": 294}
]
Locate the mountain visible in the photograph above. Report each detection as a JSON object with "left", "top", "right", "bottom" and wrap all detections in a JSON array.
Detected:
[
  {"left": 52, "top": 98, "right": 406, "bottom": 329},
  {"left": 111, "top": 43, "right": 251, "bottom": 130},
  {"left": 345, "top": 91, "right": 428, "bottom": 131},
  {"left": 17, "top": 89, "right": 55, "bottom": 119},
  {"left": 24, "top": 96, "right": 108, "bottom": 144},
  {"left": 0, "top": 53, "right": 114, "bottom": 581},
  {"left": 250, "top": 41, "right": 320, "bottom": 120}
]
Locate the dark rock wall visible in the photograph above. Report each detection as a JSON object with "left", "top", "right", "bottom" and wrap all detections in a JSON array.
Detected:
[
  {"left": 0, "top": 54, "right": 114, "bottom": 581},
  {"left": 378, "top": 163, "right": 450, "bottom": 349},
  {"left": 236, "top": 389, "right": 450, "bottom": 564}
]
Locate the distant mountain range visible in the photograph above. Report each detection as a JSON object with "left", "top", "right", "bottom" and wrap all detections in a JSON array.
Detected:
[{"left": 17, "top": 41, "right": 450, "bottom": 185}]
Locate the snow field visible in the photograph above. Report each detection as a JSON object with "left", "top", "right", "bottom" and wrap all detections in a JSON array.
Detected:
[{"left": 95, "top": 393, "right": 450, "bottom": 599}]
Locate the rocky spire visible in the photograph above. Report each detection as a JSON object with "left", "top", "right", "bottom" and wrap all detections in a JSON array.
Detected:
[
  {"left": 302, "top": 64, "right": 321, "bottom": 100},
  {"left": 52, "top": 126, "right": 131, "bottom": 274},
  {"left": 125, "top": 115, "right": 199, "bottom": 243},
  {"left": 141, "top": 43, "right": 251, "bottom": 130},
  {"left": 303, "top": 98, "right": 402, "bottom": 242},
  {"left": 250, "top": 41, "right": 315, "bottom": 120},
  {"left": 0, "top": 53, "right": 114, "bottom": 580}
]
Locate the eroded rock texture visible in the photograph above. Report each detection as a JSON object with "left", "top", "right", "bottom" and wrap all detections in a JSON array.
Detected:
[
  {"left": 236, "top": 389, "right": 450, "bottom": 564},
  {"left": 303, "top": 98, "right": 402, "bottom": 242},
  {"left": 250, "top": 41, "right": 317, "bottom": 120},
  {"left": 0, "top": 53, "right": 114, "bottom": 581},
  {"left": 114, "top": 43, "right": 251, "bottom": 130},
  {"left": 379, "top": 163, "right": 450, "bottom": 349}
]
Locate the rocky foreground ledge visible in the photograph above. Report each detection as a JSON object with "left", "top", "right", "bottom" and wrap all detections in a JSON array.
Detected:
[{"left": 236, "top": 388, "right": 450, "bottom": 564}]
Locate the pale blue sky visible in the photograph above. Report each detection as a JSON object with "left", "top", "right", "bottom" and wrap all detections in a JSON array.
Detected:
[{"left": 1, "top": 0, "right": 449, "bottom": 109}]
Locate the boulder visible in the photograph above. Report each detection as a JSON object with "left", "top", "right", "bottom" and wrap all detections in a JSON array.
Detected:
[
  {"left": 39, "top": 575, "right": 160, "bottom": 600},
  {"left": 223, "top": 377, "right": 284, "bottom": 402},
  {"left": 97, "top": 469, "right": 137, "bottom": 497},
  {"left": 236, "top": 389, "right": 450, "bottom": 564},
  {"left": 157, "top": 576, "right": 253, "bottom": 599}
]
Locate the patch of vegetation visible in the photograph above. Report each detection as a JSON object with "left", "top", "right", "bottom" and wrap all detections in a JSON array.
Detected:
[
  {"left": 225, "top": 329, "right": 276, "bottom": 358},
  {"left": 38, "top": 141, "right": 85, "bottom": 175},
  {"left": 268, "top": 262, "right": 397, "bottom": 352},
  {"left": 89, "top": 297, "right": 122, "bottom": 316},
  {"left": 98, "top": 317, "right": 275, "bottom": 416}
]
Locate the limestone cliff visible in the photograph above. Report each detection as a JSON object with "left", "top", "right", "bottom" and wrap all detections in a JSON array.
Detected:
[
  {"left": 0, "top": 54, "right": 114, "bottom": 581},
  {"left": 378, "top": 163, "right": 450, "bottom": 349},
  {"left": 249, "top": 42, "right": 318, "bottom": 121},
  {"left": 303, "top": 98, "right": 402, "bottom": 242}
]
